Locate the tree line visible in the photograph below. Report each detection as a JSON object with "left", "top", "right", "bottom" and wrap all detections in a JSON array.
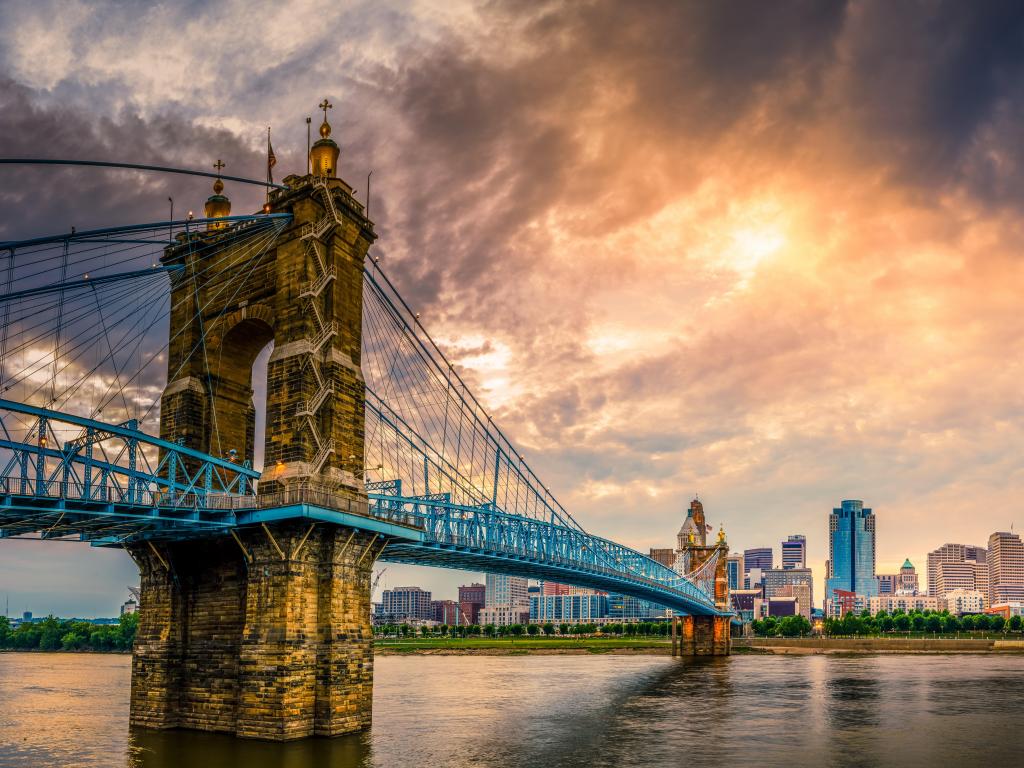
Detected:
[
  {"left": 0, "top": 613, "right": 138, "bottom": 651},
  {"left": 750, "top": 615, "right": 813, "bottom": 637},
  {"left": 823, "top": 608, "right": 1022, "bottom": 636},
  {"left": 375, "top": 621, "right": 672, "bottom": 638}
]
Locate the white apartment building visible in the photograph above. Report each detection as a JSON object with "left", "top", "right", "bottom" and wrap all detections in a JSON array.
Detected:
[
  {"left": 944, "top": 588, "right": 985, "bottom": 616},
  {"left": 485, "top": 574, "right": 529, "bottom": 608},
  {"left": 867, "top": 594, "right": 942, "bottom": 615}
]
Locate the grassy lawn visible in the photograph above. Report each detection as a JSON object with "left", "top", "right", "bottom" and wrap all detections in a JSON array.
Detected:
[{"left": 374, "top": 636, "right": 671, "bottom": 652}]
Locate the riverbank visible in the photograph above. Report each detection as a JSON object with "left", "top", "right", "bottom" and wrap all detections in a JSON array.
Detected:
[
  {"left": 734, "top": 637, "right": 1024, "bottom": 654},
  {"left": 8, "top": 636, "right": 1024, "bottom": 656},
  {"left": 374, "top": 637, "right": 673, "bottom": 654}
]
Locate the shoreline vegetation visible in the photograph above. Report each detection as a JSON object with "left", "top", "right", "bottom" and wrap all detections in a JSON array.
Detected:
[{"left": 4, "top": 612, "right": 1023, "bottom": 656}]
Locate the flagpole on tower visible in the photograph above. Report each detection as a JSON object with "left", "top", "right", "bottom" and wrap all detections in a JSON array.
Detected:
[
  {"left": 266, "top": 126, "right": 277, "bottom": 207},
  {"left": 306, "top": 116, "right": 312, "bottom": 175}
]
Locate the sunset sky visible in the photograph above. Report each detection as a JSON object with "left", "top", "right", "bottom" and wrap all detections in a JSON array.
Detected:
[{"left": 2, "top": 0, "right": 1024, "bottom": 615}]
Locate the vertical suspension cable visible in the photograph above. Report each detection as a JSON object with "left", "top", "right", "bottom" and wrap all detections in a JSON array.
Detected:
[
  {"left": 51, "top": 238, "right": 70, "bottom": 404},
  {"left": 0, "top": 248, "right": 13, "bottom": 390}
]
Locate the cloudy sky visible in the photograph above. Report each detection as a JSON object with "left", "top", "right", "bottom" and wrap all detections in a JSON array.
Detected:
[{"left": 2, "top": 0, "right": 1024, "bottom": 616}]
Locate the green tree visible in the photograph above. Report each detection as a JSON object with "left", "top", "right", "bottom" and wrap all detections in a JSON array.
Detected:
[
  {"left": 510, "top": 624, "right": 525, "bottom": 637},
  {"left": 542, "top": 622, "right": 555, "bottom": 636},
  {"left": 0, "top": 616, "right": 11, "bottom": 647},
  {"left": 484, "top": 623, "right": 497, "bottom": 638},
  {"left": 526, "top": 624, "right": 539, "bottom": 636},
  {"left": 781, "top": 615, "right": 811, "bottom": 637},
  {"left": 911, "top": 614, "right": 925, "bottom": 632},
  {"left": 991, "top": 615, "right": 1006, "bottom": 632},
  {"left": 925, "top": 614, "right": 942, "bottom": 633},
  {"left": 1009, "top": 615, "right": 1022, "bottom": 632},
  {"left": 419, "top": 625, "right": 431, "bottom": 637},
  {"left": 38, "top": 616, "right": 62, "bottom": 650},
  {"left": 559, "top": 623, "right": 570, "bottom": 636},
  {"left": 117, "top": 613, "right": 138, "bottom": 650}
]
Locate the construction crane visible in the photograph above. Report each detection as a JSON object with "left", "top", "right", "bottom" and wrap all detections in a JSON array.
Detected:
[{"left": 372, "top": 568, "right": 387, "bottom": 594}]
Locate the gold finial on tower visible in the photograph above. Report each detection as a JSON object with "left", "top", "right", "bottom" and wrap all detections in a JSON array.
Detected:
[
  {"left": 717, "top": 525, "right": 727, "bottom": 545},
  {"left": 310, "top": 98, "right": 340, "bottom": 177},
  {"left": 204, "top": 158, "right": 231, "bottom": 229},
  {"left": 319, "top": 99, "right": 333, "bottom": 137}
]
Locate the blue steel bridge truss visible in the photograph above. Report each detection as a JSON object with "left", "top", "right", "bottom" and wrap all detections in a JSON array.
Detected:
[{"left": 0, "top": 192, "right": 727, "bottom": 617}]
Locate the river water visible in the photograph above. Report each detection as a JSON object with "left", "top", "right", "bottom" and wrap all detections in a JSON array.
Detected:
[{"left": 1, "top": 651, "right": 1022, "bottom": 767}]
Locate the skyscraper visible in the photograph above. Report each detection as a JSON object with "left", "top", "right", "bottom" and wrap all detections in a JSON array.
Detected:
[
  {"left": 781, "top": 535, "right": 806, "bottom": 569},
  {"left": 898, "top": 558, "right": 919, "bottom": 594},
  {"left": 987, "top": 532, "right": 1024, "bottom": 606},
  {"left": 826, "top": 500, "right": 877, "bottom": 602},
  {"left": 726, "top": 554, "right": 745, "bottom": 591},
  {"left": 763, "top": 567, "right": 814, "bottom": 619},
  {"left": 926, "top": 543, "right": 986, "bottom": 596},
  {"left": 744, "top": 547, "right": 773, "bottom": 574},
  {"left": 485, "top": 574, "right": 529, "bottom": 608}
]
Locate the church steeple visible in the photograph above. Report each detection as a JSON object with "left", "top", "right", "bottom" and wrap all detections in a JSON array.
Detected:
[{"left": 309, "top": 98, "right": 340, "bottom": 177}]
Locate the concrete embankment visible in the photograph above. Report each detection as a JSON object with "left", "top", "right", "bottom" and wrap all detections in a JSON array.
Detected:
[{"left": 734, "top": 637, "right": 1024, "bottom": 654}]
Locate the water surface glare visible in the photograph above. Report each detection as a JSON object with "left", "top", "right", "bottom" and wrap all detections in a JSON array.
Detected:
[{"left": 1, "top": 652, "right": 1022, "bottom": 767}]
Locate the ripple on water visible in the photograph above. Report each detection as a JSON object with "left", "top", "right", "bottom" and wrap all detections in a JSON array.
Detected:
[{"left": 1, "top": 652, "right": 1023, "bottom": 768}]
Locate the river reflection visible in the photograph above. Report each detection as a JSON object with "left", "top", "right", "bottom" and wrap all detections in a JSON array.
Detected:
[{"left": 2, "top": 652, "right": 1024, "bottom": 768}]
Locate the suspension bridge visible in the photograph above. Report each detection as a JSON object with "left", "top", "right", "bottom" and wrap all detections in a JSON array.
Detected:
[{"left": 0, "top": 115, "right": 731, "bottom": 740}]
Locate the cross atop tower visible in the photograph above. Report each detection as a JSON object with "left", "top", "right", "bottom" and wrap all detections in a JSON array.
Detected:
[
  {"left": 319, "top": 99, "right": 332, "bottom": 122},
  {"left": 213, "top": 159, "right": 225, "bottom": 174}
]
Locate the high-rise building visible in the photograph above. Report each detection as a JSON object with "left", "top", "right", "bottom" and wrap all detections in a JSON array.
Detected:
[
  {"left": 606, "top": 593, "right": 665, "bottom": 620},
  {"left": 726, "top": 554, "right": 745, "bottom": 591},
  {"left": 781, "top": 535, "right": 806, "bottom": 569},
  {"left": 927, "top": 544, "right": 986, "bottom": 596},
  {"left": 530, "top": 594, "right": 607, "bottom": 622},
  {"left": 763, "top": 567, "right": 813, "bottom": 619},
  {"left": 677, "top": 499, "right": 709, "bottom": 548},
  {"left": 649, "top": 548, "right": 676, "bottom": 569},
  {"left": 431, "top": 600, "right": 459, "bottom": 625},
  {"left": 988, "top": 532, "right": 1024, "bottom": 607},
  {"left": 744, "top": 548, "right": 773, "bottom": 575},
  {"left": 877, "top": 574, "right": 898, "bottom": 594},
  {"left": 826, "top": 500, "right": 877, "bottom": 603},
  {"left": 898, "top": 558, "right": 919, "bottom": 594},
  {"left": 380, "top": 586, "right": 433, "bottom": 621},
  {"left": 485, "top": 574, "right": 529, "bottom": 608},
  {"left": 935, "top": 562, "right": 976, "bottom": 598},
  {"left": 458, "top": 582, "right": 486, "bottom": 625}
]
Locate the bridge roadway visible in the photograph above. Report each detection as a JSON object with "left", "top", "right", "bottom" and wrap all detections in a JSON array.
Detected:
[{"left": 0, "top": 400, "right": 724, "bottom": 617}]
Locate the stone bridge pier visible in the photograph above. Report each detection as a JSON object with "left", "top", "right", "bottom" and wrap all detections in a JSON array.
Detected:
[{"left": 128, "top": 524, "right": 381, "bottom": 739}]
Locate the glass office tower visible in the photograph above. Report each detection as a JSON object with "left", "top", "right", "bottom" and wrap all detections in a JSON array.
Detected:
[{"left": 826, "top": 500, "right": 877, "bottom": 602}]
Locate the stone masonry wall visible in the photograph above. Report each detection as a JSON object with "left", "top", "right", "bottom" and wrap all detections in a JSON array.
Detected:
[{"left": 129, "top": 524, "right": 379, "bottom": 740}]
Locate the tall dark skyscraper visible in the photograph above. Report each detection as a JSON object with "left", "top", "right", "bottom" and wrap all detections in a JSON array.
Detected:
[
  {"left": 826, "top": 500, "right": 877, "bottom": 601},
  {"left": 781, "top": 535, "right": 806, "bottom": 569},
  {"left": 743, "top": 547, "right": 773, "bottom": 573}
]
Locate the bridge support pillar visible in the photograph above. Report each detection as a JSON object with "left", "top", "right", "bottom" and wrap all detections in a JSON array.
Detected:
[
  {"left": 672, "top": 615, "right": 731, "bottom": 656},
  {"left": 128, "top": 523, "right": 379, "bottom": 740}
]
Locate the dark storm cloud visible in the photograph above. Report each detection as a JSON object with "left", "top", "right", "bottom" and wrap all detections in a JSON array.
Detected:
[
  {"left": 838, "top": 0, "right": 1024, "bottom": 196},
  {"left": 0, "top": 78, "right": 269, "bottom": 241}
]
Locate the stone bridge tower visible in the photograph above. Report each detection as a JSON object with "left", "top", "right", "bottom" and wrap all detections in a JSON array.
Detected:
[
  {"left": 672, "top": 500, "right": 732, "bottom": 656},
  {"left": 128, "top": 106, "right": 384, "bottom": 740}
]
